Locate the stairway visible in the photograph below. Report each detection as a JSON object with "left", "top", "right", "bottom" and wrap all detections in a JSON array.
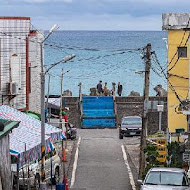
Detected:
[{"left": 81, "top": 96, "right": 116, "bottom": 128}]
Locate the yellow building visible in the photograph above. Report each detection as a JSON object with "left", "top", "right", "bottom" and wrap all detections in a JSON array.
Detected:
[{"left": 162, "top": 13, "right": 189, "bottom": 132}]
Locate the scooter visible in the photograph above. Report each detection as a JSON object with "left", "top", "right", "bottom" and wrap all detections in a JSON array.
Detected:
[{"left": 66, "top": 123, "right": 77, "bottom": 140}]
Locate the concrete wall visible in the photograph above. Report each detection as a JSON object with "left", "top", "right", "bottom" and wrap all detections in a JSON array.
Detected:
[
  {"left": 166, "top": 30, "right": 189, "bottom": 132},
  {"left": 162, "top": 13, "right": 190, "bottom": 30},
  {"left": 62, "top": 96, "right": 167, "bottom": 134},
  {"left": 63, "top": 97, "right": 81, "bottom": 127},
  {"left": 0, "top": 135, "right": 12, "bottom": 190},
  {"left": 28, "top": 31, "right": 42, "bottom": 114}
]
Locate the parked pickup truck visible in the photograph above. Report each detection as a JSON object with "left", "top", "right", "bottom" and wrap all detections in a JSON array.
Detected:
[{"left": 119, "top": 116, "right": 142, "bottom": 139}]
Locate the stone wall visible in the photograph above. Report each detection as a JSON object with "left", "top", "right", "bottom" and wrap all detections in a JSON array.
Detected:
[
  {"left": 63, "top": 97, "right": 81, "bottom": 128},
  {"left": 0, "top": 135, "right": 12, "bottom": 190},
  {"left": 116, "top": 96, "right": 167, "bottom": 134},
  {"left": 62, "top": 96, "right": 167, "bottom": 134}
]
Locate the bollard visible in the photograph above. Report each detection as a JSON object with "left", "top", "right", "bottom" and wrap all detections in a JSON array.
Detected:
[
  {"left": 62, "top": 148, "right": 67, "bottom": 162},
  {"left": 65, "top": 183, "right": 69, "bottom": 190}
]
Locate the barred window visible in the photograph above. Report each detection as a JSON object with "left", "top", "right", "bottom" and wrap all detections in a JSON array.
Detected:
[{"left": 178, "top": 47, "right": 187, "bottom": 58}]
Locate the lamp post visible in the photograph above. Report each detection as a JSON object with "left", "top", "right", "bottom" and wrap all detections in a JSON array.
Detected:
[
  {"left": 40, "top": 24, "right": 59, "bottom": 188},
  {"left": 40, "top": 24, "right": 75, "bottom": 189},
  {"left": 40, "top": 55, "right": 75, "bottom": 189}
]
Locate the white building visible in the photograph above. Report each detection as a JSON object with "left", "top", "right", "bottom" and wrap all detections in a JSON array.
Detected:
[{"left": 0, "top": 17, "right": 42, "bottom": 113}]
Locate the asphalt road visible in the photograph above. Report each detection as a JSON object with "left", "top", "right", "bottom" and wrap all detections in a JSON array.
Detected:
[{"left": 72, "top": 129, "right": 134, "bottom": 190}]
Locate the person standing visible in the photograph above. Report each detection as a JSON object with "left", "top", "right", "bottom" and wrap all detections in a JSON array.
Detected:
[
  {"left": 111, "top": 82, "right": 116, "bottom": 96},
  {"left": 117, "top": 82, "right": 123, "bottom": 96},
  {"left": 103, "top": 82, "right": 108, "bottom": 96},
  {"left": 97, "top": 80, "right": 103, "bottom": 95}
]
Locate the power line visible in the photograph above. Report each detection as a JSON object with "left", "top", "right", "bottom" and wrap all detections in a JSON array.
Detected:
[
  {"left": 168, "top": 32, "right": 190, "bottom": 72},
  {"left": 152, "top": 51, "right": 183, "bottom": 103},
  {"left": 167, "top": 17, "right": 190, "bottom": 68}
]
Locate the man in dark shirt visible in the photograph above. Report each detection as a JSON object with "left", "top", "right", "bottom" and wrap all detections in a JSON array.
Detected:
[
  {"left": 97, "top": 80, "right": 103, "bottom": 95},
  {"left": 117, "top": 82, "right": 123, "bottom": 96}
]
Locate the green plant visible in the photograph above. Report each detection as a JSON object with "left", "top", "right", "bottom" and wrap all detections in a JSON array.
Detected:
[
  {"left": 167, "top": 142, "right": 183, "bottom": 168},
  {"left": 23, "top": 110, "right": 41, "bottom": 120},
  {"left": 142, "top": 144, "right": 161, "bottom": 179}
]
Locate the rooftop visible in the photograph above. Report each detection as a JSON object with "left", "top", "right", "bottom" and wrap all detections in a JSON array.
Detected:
[
  {"left": 162, "top": 13, "right": 190, "bottom": 30},
  {"left": 0, "top": 119, "right": 20, "bottom": 140}
]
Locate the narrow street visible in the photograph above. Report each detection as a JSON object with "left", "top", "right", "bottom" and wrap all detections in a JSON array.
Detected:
[{"left": 71, "top": 129, "right": 138, "bottom": 190}]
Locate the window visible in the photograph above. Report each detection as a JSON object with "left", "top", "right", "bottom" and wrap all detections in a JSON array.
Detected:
[
  {"left": 145, "top": 171, "right": 189, "bottom": 186},
  {"left": 178, "top": 47, "right": 187, "bottom": 58}
]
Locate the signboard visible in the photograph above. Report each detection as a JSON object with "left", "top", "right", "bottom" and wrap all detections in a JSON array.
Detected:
[
  {"left": 157, "top": 105, "right": 164, "bottom": 112},
  {"left": 183, "top": 152, "right": 190, "bottom": 162}
]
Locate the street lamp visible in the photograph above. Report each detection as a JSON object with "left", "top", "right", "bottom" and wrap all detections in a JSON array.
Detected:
[
  {"left": 40, "top": 24, "right": 59, "bottom": 189},
  {"left": 40, "top": 24, "right": 75, "bottom": 189},
  {"left": 41, "top": 55, "right": 75, "bottom": 189}
]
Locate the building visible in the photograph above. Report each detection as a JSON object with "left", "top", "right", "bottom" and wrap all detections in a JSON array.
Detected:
[
  {"left": 162, "top": 13, "right": 190, "bottom": 132},
  {"left": 0, "top": 17, "right": 42, "bottom": 113},
  {"left": 0, "top": 119, "right": 19, "bottom": 190}
]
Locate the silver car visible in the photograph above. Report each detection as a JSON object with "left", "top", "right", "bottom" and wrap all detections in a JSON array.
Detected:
[
  {"left": 138, "top": 167, "right": 190, "bottom": 190},
  {"left": 119, "top": 116, "right": 142, "bottom": 139}
]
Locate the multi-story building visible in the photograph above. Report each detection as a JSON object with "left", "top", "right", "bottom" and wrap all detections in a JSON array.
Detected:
[
  {"left": 162, "top": 13, "right": 190, "bottom": 132},
  {"left": 0, "top": 17, "right": 42, "bottom": 113}
]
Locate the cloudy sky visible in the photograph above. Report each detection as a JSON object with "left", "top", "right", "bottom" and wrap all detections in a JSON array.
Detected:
[{"left": 0, "top": 0, "right": 189, "bottom": 30}]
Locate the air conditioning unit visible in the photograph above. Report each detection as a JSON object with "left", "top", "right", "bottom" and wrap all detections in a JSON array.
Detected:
[{"left": 7, "top": 82, "right": 18, "bottom": 95}]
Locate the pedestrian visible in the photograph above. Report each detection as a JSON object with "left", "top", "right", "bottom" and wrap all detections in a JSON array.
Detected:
[
  {"left": 97, "top": 80, "right": 103, "bottom": 95},
  {"left": 111, "top": 82, "right": 116, "bottom": 96},
  {"left": 103, "top": 82, "right": 108, "bottom": 96},
  {"left": 117, "top": 82, "right": 123, "bottom": 96}
]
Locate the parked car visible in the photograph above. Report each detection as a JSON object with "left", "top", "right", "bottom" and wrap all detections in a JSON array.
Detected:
[
  {"left": 119, "top": 116, "right": 142, "bottom": 139},
  {"left": 12, "top": 148, "right": 61, "bottom": 189},
  {"left": 138, "top": 167, "right": 190, "bottom": 190}
]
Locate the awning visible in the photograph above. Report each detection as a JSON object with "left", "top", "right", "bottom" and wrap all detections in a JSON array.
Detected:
[{"left": 0, "top": 105, "right": 66, "bottom": 166}]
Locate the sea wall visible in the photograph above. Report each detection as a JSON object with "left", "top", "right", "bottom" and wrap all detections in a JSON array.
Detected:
[{"left": 61, "top": 96, "right": 167, "bottom": 134}]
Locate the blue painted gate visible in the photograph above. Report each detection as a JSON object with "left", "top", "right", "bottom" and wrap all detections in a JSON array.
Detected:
[{"left": 82, "top": 96, "right": 116, "bottom": 128}]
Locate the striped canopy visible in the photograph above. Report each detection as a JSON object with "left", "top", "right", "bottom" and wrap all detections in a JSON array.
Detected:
[{"left": 0, "top": 105, "right": 65, "bottom": 166}]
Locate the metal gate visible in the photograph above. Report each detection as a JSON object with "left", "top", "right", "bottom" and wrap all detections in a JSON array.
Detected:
[{"left": 82, "top": 96, "right": 116, "bottom": 128}]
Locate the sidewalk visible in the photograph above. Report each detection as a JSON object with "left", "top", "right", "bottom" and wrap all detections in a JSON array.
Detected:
[
  {"left": 124, "top": 137, "right": 140, "bottom": 189},
  {"left": 47, "top": 138, "right": 77, "bottom": 189},
  {"left": 125, "top": 144, "right": 140, "bottom": 173}
]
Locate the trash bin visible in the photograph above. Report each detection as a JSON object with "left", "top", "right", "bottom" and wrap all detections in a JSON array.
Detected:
[{"left": 56, "top": 184, "right": 65, "bottom": 190}]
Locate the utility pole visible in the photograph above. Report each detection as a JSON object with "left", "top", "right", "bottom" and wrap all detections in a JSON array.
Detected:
[
  {"left": 60, "top": 69, "right": 63, "bottom": 129},
  {"left": 139, "top": 43, "right": 152, "bottom": 178},
  {"left": 46, "top": 75, "right": 51, "bottom": 122}
]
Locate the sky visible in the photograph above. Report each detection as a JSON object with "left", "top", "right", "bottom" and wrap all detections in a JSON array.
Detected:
[{"left": 0, "top": 0, "right": 189, "bottom": 30}]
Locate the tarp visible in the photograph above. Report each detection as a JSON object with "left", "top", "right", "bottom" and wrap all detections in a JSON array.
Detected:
[{"left": 0, "top": 105, "right": 66, "bottom": 166}]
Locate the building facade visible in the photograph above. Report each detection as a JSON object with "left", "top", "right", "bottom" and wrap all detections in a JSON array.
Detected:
[
  {"left": 0, "top": 17, "right": 41, "bottom": 113},
  {"left": 28, "top": 31, "right": 42, "bottom": 114},
  {"left": 162, "top": 13, "right": 190, "bottom": 132},
  {"left": 0, "top": 119, "right": 19, "bottom": 190}
]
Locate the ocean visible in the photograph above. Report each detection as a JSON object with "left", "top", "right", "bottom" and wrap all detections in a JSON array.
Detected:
[{"left": 45, "top": 31, "right": 167, "bottom": 97}]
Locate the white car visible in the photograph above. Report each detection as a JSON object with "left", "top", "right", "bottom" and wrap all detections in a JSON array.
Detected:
[
  {"left": 12, "top": 149, "right": 61, "bottom": 189},
  {"left": 138, "top": 167, "right": 190, "bottom": 190}
]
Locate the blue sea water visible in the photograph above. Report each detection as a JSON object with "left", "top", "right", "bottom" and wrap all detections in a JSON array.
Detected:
[{"left": 45, "top": 31, "right": 167, "bottom": 97}]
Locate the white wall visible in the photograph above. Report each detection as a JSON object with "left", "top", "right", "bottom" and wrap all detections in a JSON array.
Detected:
[{"left": 28, "top": 32, "right": 43, "bottom": 114}]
